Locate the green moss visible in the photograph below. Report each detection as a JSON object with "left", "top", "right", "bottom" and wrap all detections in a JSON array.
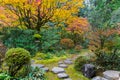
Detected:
[
  {"left": 35, "top": 56, "right": 67, "bottom": 64},
  {"left": 65, "top": 65, "right": 89, "bottom": 80}
]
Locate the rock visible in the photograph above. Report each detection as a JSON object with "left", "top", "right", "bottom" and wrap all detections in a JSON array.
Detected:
[
  {"left": 92, "top": 76, "right": 108, "bottom": 80},
  {"left": 66, "top": 58, "right": 72, "bottom": 61},
  {"left": 31, "top": 60, "right": 35, "bottom": 63},
  {"left": 64, "top": 78, "right": 72, "bottom": 80},
  {"left": 31, "top": 64, "right": 45, "bottom": 68},
  {"left": 57, "top": 73, "right": 69, "bottom": 79},
  {"left": 52, "top": 67, "right": 65, "bottom": 74},
  {"left": 64, "top": 60, "right": 73, "bottom": 64},
  {"left": 58, "top": 61, "right": 64, "bottom": 64},
  {"left": 59, "top": 64, "right": 68, "bottom": 68},
  {"left": 81, "top": 64, "right": 96, "bottom": 78},
  {"left": 103, "top": 70, "right": 120, "bottom": 80},
  {"left": 41, "top": 67, "right": 49, "bottom": 72}
]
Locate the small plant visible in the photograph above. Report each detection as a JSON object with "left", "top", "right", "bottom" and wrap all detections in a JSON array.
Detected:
[
  {"left": 21, "top": 67, "right": 46, "bottom": 80},
  {"left": 60, "top": 38, "right": 74, "bottom": 49},
  {"left": 5, "top": 48, "right": 31, "bottom": 77}
]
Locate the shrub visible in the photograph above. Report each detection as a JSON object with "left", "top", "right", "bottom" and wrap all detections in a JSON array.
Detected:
[
  {"left": 74, "top": 45, "right": 82, "bottom": 51},
  {"left": 40, "top": 28, "right": 61, "bottom": 53},
  {"left": 2, "top": 28, "right": 39, "bottom": 55},
  {"left": 95, "top": 50, "right": 120, "bottom": 70},
  {"left": 60, "top": 38, "right": 74, "bottom": 49},
  {"left": 74, "top": 56, "right": 88, "bottom": 71},
  {"left": 74, "top": 55, "right": 95, "bottom": 71},
  {"left": 5, "top": 48, "right": 31, "bottom": 77}
]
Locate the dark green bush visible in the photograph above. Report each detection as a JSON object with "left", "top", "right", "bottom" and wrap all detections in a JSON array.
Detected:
[
  {"left": 5, "top": 48, "right": 31, "bottom": 77},
  {"left": 2, "top": 28, "right": 39, "bottom": 55},
  {"left": 96, "top": 50, "right": 120, "bottom": 70},
  {"left": 74, "top": 56, "right": 88, "bottom": 71},
  {"left": 74, "top": 55, "right": 95, "bottom": 71},
  {"left": 40, "top": 28, "right": 61, "bottom": 53}
]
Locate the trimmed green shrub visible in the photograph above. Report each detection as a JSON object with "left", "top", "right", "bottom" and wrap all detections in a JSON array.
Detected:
[{"left": 5, "top": 48, "right": 31, "bottom": 77}]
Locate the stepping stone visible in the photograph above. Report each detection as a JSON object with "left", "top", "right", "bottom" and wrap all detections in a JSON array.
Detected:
[
  {"left": 31, "top": 64, "right": 45, "bottom": 68},
  {"left": 52, "top": 67, "right": 65, "bottom": 74},
  {"left": 103, "top": 70, "right": 120, "bottom": 80},
  {"left": 31, "top": 60, "right": 35, "bottom": 63},
  {"left": 66, "top": 58, "right": 72, "bottom": 61},
  {"left": 57, "top": 73, "right": 69, "bottom": 79},
  {"left": 64, "top": 78, "right": 72, "bottom": 80},
  {"left": 59, "top": 64, "right": 68, "bottom": 68},
  {"left": 92, "top": 76, "right": 108, "bottom": 80},
  {"left": 58, "top": 61, "right": 64, "bottom": 64},
  {"left": 64, "top": 60, "right": 73, "bottom": 64},
  {"left": 41, "top": 67, "right": 49, "bottom": 72}
]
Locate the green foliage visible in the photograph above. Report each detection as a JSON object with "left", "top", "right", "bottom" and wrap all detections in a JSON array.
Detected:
[
  {"left": 5, "top": 48, "right": 31, "bottom": 77},
  {"left": 40, "top": 28, "right": 61, "bottom": 53},
  {"left": 21, "top": 67, "right": 46, "bottom": 80},
  {"left": 74, "top": 56, "right": 88, "bottom": 71},
  {"left": 96, "top": 50, "right": 120, "bottom": 70},
  {"left": 74, "top": 54, "right": 95, "bottom": 71},
  {"left": 2, "top": 28, "right": 39, "bottom": 55},
  {"left": 111, "top": 8, "right": 120, "bottom": 24},
  {"left": 0, "top": 73, "right": 11, "bottom": 80}
]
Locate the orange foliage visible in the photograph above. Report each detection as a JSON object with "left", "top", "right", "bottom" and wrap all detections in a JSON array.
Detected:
[
  {"left": 66, "top": 17, "right": 89, "bottom": 34},
  {"left": 60, "top": 38, "right": 74, "bottom": 49}
]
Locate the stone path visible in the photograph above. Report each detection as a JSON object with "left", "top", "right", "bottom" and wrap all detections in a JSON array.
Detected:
[
  {"left": 31, "top": 58, "right": 73, "bottom": 80},
  {"left": 51, "top": 58, "right": 73, "bottom": 80}
]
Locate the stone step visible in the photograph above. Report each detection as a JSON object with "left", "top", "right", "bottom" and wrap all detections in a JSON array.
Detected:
[
  {"left": 57, "top": 73, "right": 69, "bottom": 79},
  {"left": 52, "top": 67, "right": 65, "bottom": 74}
]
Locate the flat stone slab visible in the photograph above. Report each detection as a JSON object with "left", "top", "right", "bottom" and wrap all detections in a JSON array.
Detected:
[
  {"left": 57, "top": 73, "right": 69, "bottom": 79},
  {"left": 66, "top": 58, "right": 72, "bottom": 61},
  {"left": 31, "top": 64, "right": 45, "bottom": 68},
  {"left": 64, "top": 60, "right": 73, "bottom": 64},
  {"left": 52, "top": 67, "right": 65, "bottom": 74},
  {"left": 41, "top": 67, "right": 49, "bottom": 72},
  {"left": 31, "top": 60, "right": 35, "bottom": 63},
  {"left": 103, "top": 70, "right": 120, "bottom": 80},
  {"left": 92, "top": 76, "right": 108, "bottom": 80},
  {"left": 59, "top": 64, "right": 68, "bottom": 68},
  {"left": 58, "top": 61, "right": 64, "bottom": 64},
  {"left": 64, "top": 78, "right": 72, "bottom": 80}
]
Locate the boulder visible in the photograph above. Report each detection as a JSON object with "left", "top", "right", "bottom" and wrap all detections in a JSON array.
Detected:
[
  {"left": 92, "top": 76, "right": 108, "bottom": 80},
  {"left": 57, "top": 73, "right": 69, "bottom": 79},
  {"left": 81, "top": 64, "right": 96, "bottom": 78},
  {"left": 52, "top": 67, "right": 65, "bottom": 74},
  {"left": 59, "top": 64, "right": 68, "bottom": 68},
  {"left": 103, "top": 70, "right": 120, "bottom": 80}
]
